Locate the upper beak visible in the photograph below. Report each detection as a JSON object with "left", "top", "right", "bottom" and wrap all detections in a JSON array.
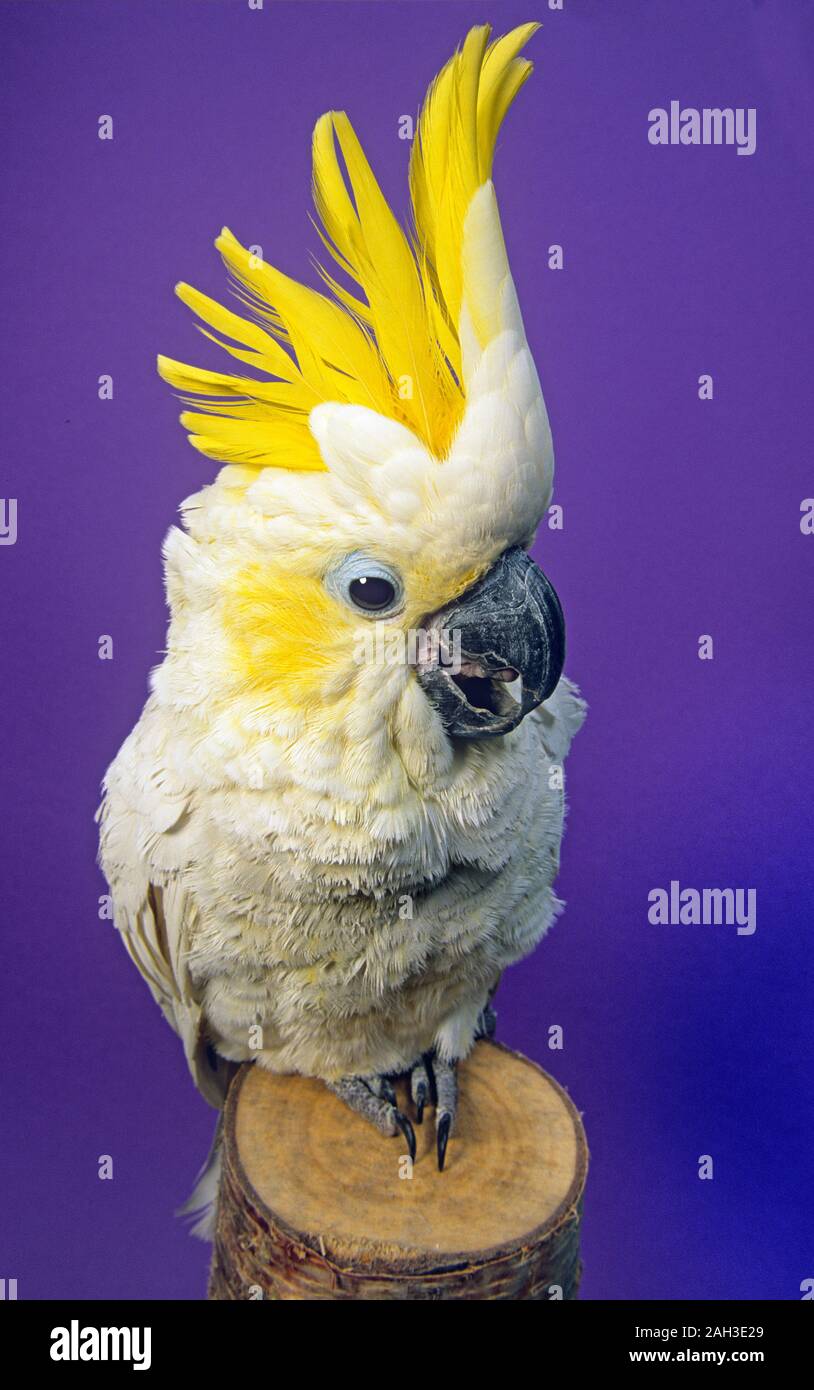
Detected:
[{"left": 415, "top": 546, "right": 565, "bottom": 739}]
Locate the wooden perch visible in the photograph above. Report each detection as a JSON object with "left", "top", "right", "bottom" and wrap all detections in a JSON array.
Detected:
[{"left": 209, "top": 1040, "right": 587, "bottom": 1300}]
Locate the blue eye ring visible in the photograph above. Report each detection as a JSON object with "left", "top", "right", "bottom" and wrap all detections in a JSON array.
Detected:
[{"left": 325, "top": 552, "right": 404, "bottom": 619}]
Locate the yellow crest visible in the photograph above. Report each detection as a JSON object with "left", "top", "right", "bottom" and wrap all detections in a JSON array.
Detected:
[{"left": 158, "top": 22, "right": 540, "bottom": 473}]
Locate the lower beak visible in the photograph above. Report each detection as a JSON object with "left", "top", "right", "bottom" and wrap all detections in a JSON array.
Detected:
[{"left": 415, "top": 546, "right": 565, "bottom": 739}]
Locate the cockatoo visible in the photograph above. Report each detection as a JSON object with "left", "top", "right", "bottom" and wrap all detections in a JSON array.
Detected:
[{"left": 98, "top": 21, "right": 585, "bottom": 1231}]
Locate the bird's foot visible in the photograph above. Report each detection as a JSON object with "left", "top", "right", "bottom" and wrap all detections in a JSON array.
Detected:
[
  {"left": 408, "top": 1051, "right": 458, "bottom": 1171},
  {"left": 327, "top": 1054, "right": 458, "bottom": 1170},
  {"left": 410, "top": 1000, "right": 494, "bottom": 1168},
  {"left": 328, "top": 1006, "right": 496, "bottom": 1171},
  {"left": 326, "top": 1074, "right": 416, "bottom": 1162}
]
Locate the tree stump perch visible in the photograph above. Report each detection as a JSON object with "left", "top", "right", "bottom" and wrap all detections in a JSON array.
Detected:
[{"left": 209, "top": 1040, "right": 587, "bottom": 1300}]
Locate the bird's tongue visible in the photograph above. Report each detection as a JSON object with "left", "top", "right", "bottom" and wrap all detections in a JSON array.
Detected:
[{"left": 456, "top": 659, "right": 520, "bottom": 683}]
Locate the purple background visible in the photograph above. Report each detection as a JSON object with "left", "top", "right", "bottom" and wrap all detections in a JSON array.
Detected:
[{"left": 1, "top": 0, "right": 812, "bottom": 1301}]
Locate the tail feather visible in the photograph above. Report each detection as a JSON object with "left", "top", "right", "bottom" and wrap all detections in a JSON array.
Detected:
[{"left": 176, "top": 1113, "right": 224, "bottom": 1242}]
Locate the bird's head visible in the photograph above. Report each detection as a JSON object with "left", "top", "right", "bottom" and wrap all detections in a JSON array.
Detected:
[{"left": 156, "top": 24, "right": 565, "bottom": 774}]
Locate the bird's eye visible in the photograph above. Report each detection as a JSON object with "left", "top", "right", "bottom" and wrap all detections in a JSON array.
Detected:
[
  {"left": 326, "top": 553, "right": 404, "bottom": 619},
  {"left": 349, "top": 575, "right": 396, "bottom": 611}
]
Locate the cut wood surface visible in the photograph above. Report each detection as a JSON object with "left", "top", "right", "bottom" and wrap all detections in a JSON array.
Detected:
[{"left": 209, "top": 1040, "right": 587, "bottom": 1300}]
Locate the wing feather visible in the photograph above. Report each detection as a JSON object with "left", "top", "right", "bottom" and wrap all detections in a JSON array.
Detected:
[{"left": 97, "top": 713, "right": 233, "bottom": 1109}]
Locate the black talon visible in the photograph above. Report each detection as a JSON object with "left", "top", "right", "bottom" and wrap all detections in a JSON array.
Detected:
[
  {"left": 436, "top": 1112, "right": 451, "bottom": 1171},
  {"left": 425, "top": 1051, "right": 438, "bottom": 1106},
  {"left": 414, "top": 1081, "right": 427, "bottom": 1124},
  {"left": 395, "top": 1110, "right": 416, "bottom": 1163}
]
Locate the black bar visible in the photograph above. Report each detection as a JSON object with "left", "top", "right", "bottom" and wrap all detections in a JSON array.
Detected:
[{"left": 0, "top": 1298, "right": 808, "bottom": 1374}]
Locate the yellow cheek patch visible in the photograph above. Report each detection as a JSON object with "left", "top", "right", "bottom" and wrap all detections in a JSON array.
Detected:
[
  {"left": 223, "top": 564, "right": 349, "bottom": 704},
  {"left": 222, "top": 552, "right": 496, "bottom": 710}
]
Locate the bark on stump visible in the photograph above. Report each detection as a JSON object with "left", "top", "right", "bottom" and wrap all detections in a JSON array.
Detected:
[{"left": 208, "top": 1039, "right": 587, "bottom": 1300}]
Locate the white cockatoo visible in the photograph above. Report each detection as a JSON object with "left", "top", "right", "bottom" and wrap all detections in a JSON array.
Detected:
[{"left": 99, "top": 21, "right": 585, "bottom": 1232}]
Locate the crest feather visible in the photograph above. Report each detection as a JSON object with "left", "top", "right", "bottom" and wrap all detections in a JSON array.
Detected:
[{"left": 159, "top": 22, "right": 539, "bottom": 474}]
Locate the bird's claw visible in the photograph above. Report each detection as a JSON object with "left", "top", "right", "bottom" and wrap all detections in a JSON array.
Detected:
[
  {"left": 394, "top": 1109, "right": 416, "bottom": 1162},
  {"left": 436, "top": 1111, "right": 451, "bottom": 1171},
  {"left": 329, "top": 1041, "right": 468, "bottom": 1170},
  {"left": 409, "top": 1055, "right": 431, "bottom": 1125},
  {"left": 427, "top": 1053, "right": 458, "bottom": 1171}
]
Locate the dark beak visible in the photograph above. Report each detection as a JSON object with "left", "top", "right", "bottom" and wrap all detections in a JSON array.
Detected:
[{"left": 416, "top": 546, "right": 565, "bottom": 739}]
